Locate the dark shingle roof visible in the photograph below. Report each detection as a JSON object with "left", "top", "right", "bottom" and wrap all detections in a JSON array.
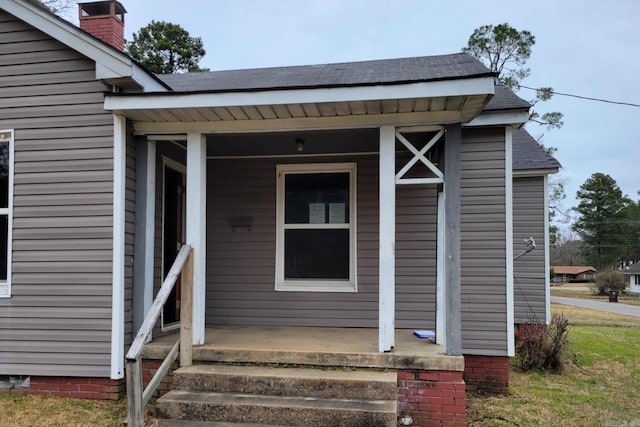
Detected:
[
  {"left": 513, "top": 128, "right": 561, "bottom": 171},
  {"left": 624, "top": 263, "right": 640, "bottom": 274},
  {"left": 157, "top": 53, "right": 493, "bottom": 92},
  {"left": 485, "top": 84, "right": 530, "bottom": 111}
]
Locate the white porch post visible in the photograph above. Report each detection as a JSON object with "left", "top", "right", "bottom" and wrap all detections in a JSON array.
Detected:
[
  {"left": 436, "top": 191, "right": 446, "bottom": 347},
  {"left": 144, "top": 141, "right": 156, "bottom": 322},
  {"left": 443, "top": 123, "right": 462, "bottom": 356},
  {"left": 110, "top": 114, "right": 126, "bottom": 379},
  {"left": 379, "top": 125, "right": 395, "bottom": 352},
  {"left": 186, "top": 133, "right": 206, "bottom": 345}
]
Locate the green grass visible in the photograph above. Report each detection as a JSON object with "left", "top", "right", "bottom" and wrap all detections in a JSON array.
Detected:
[
  {"left": 468, "top": 304, "right": 640, "bottom": 427},
  {"left": 0, "top": 394, "right": 126, "bottom": 426}
]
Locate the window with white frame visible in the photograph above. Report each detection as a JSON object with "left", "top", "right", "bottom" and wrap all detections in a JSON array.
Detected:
[
  {"left": 276, "top": 163, "right": 357, "bottom": 292},
  {"left": 0, "top": 130, "right": 13, "bottom": 298}
]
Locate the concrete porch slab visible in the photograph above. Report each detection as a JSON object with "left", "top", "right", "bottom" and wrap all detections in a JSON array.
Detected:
[{"left": 142, "top": 325, "right": 463, "bottom": 371}]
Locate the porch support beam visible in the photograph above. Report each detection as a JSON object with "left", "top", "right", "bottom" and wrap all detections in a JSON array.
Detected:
[
  {"left": 443, "top": 123, "right": 462, "bottom": 356},
  {"left": 132, "top": 139, "right": 156, "bottom": 334},
  {"left": 378, "top": 125, "right": 395, "bottom": 353},
  {"left": 110, "top": 114, "right": 126, "bottom": 379},
  {"left": 186, "top": 132, "right": 207, "bottom": 345},
  {"left": 131, "top": 110, "right": 462, "bottom": 135}
]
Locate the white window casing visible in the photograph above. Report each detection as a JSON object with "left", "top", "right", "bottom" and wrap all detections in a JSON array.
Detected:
[
  {"left": 0, "top": 130, "right": 14, "bottom": 299},
  {"left": 275, "top": 162, "right": 357, "bottom": 292}
]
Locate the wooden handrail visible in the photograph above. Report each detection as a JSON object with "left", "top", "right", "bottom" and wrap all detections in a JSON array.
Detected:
[
  {"left": 126, "top": 244, "right": 192, "bottom": 361},
  {"left": 125, "top": 244, "right": 193, "bottom": 427}
]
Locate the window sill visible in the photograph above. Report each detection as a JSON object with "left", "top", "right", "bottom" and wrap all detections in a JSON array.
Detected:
[{"left": 276, "top": 280, "right": 357, "bottom": 293}]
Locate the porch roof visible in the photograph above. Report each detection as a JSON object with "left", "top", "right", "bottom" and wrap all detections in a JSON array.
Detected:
[{"left": 104, "top": 53, "right": 509, "bottom": 134}]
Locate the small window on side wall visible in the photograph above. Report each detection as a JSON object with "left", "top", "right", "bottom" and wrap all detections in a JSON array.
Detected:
[
  {"left": 276, "top": 163, "right": 357, "bottom": 292},
  {"left": 0, "top": 130, "right": 13, "bottom": 298}
]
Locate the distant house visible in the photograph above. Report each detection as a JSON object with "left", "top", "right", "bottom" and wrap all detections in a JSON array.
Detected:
[
  {"left": 623, "top": 264, "right": 640, "bottom": 293},
  {"left": 0, "top": 0, "right": 560, "bottom": 425},
  {"left": 552, "top": 266, "right": 598, "bottom": 283}
]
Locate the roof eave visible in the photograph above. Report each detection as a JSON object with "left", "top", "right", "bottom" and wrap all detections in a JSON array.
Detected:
[
  {"left": 513, "top": 168, "right": 560, "bottom": 177},
  {"left": 464, "top": 109, "right": 530, "bottom": 127},
  {"left": 106, "top": 75, "right": 495, "bottom": 108},
  {"left": 1, "top": 0, "right": 168, "bottom": 92}
]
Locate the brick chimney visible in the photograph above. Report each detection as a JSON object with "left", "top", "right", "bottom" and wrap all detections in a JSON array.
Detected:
[{"left": 78, "top": 1, "right": 127, "bottom": 51}]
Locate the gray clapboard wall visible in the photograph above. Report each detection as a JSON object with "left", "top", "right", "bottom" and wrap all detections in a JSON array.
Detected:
[
  {"left": 0, "top": 11, "right": 115, "bottom": 377},
  {"left": 512, "top": 176, "right": 547, "bottom": 323},
  {"left": 205, "top": 155, "right": 437, "bottom": 329},
  {"left": 460, "top": 128, "right": 508, "bottom": 356}
]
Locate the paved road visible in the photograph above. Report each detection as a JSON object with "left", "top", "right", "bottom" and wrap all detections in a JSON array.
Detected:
[{"left": 551, "top": 296, "right": 640, "bottom": 318}]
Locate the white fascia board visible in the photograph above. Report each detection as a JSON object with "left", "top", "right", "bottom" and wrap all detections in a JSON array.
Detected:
[
  {"left": 105, "top": 77, "right": 495, "bottom": 111},
  {"left": 1, "top": 0, "right": 166, "bottom": 92},
  {"left": 465, "top": 110, "right": 529, "bottom": 127},
  {"left": 131, "top": 66, "right": 169, "bottom": 92},
  {"left": 513, "top": 168, "right": 560, "bottom": 178}
]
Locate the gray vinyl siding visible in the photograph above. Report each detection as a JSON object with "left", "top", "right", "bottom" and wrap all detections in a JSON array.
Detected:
[
  {"left": 460, "top": 128, "right": 509, "bottom": 356},
  {"left": 0, "top": 12, "right": 114, "bottom": 377},
  {"left": 205, "top": 156, "right": 437, "bottom": 328},
  {"left": 513, "top": 176, "right": 547, "bottom": 324}
]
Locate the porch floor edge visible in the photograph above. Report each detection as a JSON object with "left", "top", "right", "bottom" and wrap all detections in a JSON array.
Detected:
[{"left": 142, "top": 325, "right": 464, "bottom": 371}]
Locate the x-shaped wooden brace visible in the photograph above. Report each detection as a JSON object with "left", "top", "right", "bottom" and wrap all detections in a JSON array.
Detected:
[{"left": 395, "top": 128, "right": 445, "bottom": 185}]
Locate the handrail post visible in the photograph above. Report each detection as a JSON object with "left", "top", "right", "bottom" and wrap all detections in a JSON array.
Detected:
[
  {"left": 124, "top": 244, "right": 192, "bottom": 426},
  {"left": 180, "top": 250, "right": 194, "bottom": 366},
  {"left": 125, "top": 359, "right": 144, "bottom": 427}
]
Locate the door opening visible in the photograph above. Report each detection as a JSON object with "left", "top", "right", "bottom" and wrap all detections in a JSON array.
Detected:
[{"left": 161, "top": 159, "right": 185, "bottom": 330}]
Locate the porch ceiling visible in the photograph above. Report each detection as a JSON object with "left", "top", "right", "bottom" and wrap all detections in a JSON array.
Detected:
[
  {"left": 105, "top": 77, "right": 495, "bottom": 134},
  {"left": 121, "top": 94, "right": 487, "bottom": 125}
]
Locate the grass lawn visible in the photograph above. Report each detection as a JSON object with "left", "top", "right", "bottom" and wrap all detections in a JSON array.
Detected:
[
  {"left": 0, "top": 394, "right": 126, "bottom": 426},
  {"left": 468, "top": 304, "right": 640, "bottom": 426}
]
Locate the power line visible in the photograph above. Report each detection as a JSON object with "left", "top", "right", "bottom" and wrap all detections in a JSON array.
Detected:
[{"left": 518, "top": 85, "right": 640, "bottom": 108}]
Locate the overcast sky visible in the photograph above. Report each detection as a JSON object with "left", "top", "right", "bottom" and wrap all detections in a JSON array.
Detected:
[{"left": 74, "top": 0, "right": 640, "bottom": 224}]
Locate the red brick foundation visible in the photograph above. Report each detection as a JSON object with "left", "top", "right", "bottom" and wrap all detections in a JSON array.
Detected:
[
  {"left": 462, "top": 355, "right": 509, "bottom": 394},
  {"left": 29, "top": 376, "right": 125, "bottom": 400},
  {"left": 397, "top": 369, "right": 466, "bottom": 427},
  {"left": 141, "top": 358, "right": 178, "bottom": 398},
  {"left": 515, "top": 323, "right": 549, "bottom": 346}
]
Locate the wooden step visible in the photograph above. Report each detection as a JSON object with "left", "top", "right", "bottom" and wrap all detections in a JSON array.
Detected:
[
  {"left": 171, "top": 364, "right": 397, "bottom": 400},
  {"left": 156, "top": 390, "right": 397, "bottom": 427}
]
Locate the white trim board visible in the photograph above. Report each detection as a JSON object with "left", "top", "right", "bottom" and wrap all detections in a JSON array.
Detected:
[
  {"left": 105, "top": 77, "right": 495, "bottom": 111},
  {"left": 110, "top": 115, "right": 126, "bottom": 379},
  {"left": 465, "top": 110, "right": 529, "bottom": 127},
  {"left": 159, "top": 156, "right": 186, "bottom": 332},
  {"left": 505, "top": 126, "right": 515, "bottom": 357},
  {"left": 544, "top": 174, "right": 551, "bottom": 324},
  {"left": 0, "top": 129, "right": 14, "bottom": 299}
]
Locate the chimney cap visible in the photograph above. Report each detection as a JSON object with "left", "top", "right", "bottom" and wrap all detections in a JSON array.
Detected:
[{"left": 79, "top": 1, "right": 127, "bottom": 19}]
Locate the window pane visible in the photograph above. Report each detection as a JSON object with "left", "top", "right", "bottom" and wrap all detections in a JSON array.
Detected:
[
  {"left": 284, "top": 229, "right": 349, "bottom": 279},
  {"left": 0, "top": 142, "right": 8, "bottom": 209},
  {"left": 0, "top": 216, "right": 6, "bottom": 280},
  {"left": 285, "top": 173, "right": 349, "bottom": 224}
]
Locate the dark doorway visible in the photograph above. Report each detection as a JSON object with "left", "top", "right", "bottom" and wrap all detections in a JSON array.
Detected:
[{"left": 162, "top": 163, "right": 185, "bottom": 328}]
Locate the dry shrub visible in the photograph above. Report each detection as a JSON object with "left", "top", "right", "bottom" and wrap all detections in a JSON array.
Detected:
[
  {"left": 515, "top": 313, "right": 570, "bottom": 372},
  {"left": 593, "top": 270, "right": 626, "bottom": 295}
]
